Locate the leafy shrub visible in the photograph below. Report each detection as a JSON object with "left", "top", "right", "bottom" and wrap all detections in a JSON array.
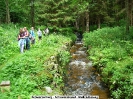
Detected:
[
  {"left": 0, "top": 24, "right": 75, "bottom": 98},
  {"left": 83, "top": 26, "right": 133, "bottom": 99}
]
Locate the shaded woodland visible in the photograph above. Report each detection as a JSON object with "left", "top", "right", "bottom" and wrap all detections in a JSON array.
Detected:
[{"left": 0, "top": 0, "right": 133, "bottom": 32}]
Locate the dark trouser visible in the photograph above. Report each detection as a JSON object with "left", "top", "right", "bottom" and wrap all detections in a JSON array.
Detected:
[
  {"left": 31, "top": 38, "right": 35, "bottom": 44},
  {"left": 38, "top": 36, "right": 42, "bottom": 40},
  {"left": 25, "top": 37, "right": 30, "bottom": 49}
]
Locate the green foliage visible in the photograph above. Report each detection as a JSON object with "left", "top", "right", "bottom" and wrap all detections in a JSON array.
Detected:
[
  {"left": 83, "top": 26, "right": 133, "bottom": 99},
  {"left": 0, "top": 24, "right": 18, "bottom": 66},
  {"left": 57, "top": 50, "right": 71, "bottom": 66},
  {"left": 0, "top": 24, "right": 75, "bottom": 98},
  {"left": 35, "top": 0, "right": 90, "bottom": 27},
  {"left": 0, "top": 0, "right": 130, "bottom": 32}
]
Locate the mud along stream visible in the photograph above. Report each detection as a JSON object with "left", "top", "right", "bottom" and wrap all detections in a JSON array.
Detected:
[{"left": 64, "top": 41, "right": 109, "bottom": 99}]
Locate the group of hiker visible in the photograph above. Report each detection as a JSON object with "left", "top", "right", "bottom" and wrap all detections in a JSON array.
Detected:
[{"left": 18, "top": 27, "right": 49, "bottom": 53}]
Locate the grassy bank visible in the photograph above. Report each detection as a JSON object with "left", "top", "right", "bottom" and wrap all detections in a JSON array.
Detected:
[
  {"left": 83, "top": 27, "right": 133, "bottom": 99},
  {"left": 0, "top": 24, "right": 76, "bottom": 99}
]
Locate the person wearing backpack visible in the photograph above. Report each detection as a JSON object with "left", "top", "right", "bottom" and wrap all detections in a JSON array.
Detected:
[
  {"left": 37, "top": 28, "right": 42, "bottom": 41},
  {"left": 43, "top": 27, "right": 49, "bottom": 36},
  {"left": 29, "top": 27, "right": 35, "bottom": 44},
  {"left": 18, "top": 28, "right": 26, "bottom": 53}
]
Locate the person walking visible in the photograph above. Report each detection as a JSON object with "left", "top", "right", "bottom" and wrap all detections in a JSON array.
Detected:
[
  {"left": 18, "top": 28, "right": 26, "bottom": 53},
  {"left": 37, "top": 28, "right": 42, "bottom": 41},
  {"left": 43, "top": 27, "right": 49, "bottom": 36},
  {"left": 24, "top": 27, "right": 30, "bottom": 49},
  {"left": 29, "top": 27, "right": 35, "bottom": 44}
]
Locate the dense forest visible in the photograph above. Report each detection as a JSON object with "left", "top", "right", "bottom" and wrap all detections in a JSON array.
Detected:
[
  {"left": 0, "top": 0, "right": 133, "bottom": 32},
  {"left": 0, "top": 0, "right": 133, "bottom": 99}
]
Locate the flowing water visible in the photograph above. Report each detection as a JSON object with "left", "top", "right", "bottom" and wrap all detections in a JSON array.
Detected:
[{"left": 64, "top": 41, "right": 109, "bottom": 99}]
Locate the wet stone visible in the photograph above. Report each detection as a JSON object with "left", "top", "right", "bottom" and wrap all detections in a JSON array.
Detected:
[
  {"left": 44, "top": 86, "right": 52, "bottom": 93},
  {"left": 72, "top": 53, "right": 80, "bottom": 60},
  {"left": 78, "top": 47, "right": 87, "bottom": 51}
]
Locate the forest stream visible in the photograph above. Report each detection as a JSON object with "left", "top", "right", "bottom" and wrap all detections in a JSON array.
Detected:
[{"left": 64, "top": 40, "right": 109, "bottom": 99}]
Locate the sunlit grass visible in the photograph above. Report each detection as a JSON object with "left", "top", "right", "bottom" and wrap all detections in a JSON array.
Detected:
[{"left": 0, "top": 24, "right": 76, "bottom": 98}]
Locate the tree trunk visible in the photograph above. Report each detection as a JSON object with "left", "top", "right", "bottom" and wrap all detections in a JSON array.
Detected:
[
  {"left": 75, "top": 15, "right": 79, "bottom": 30},
  {"left": 130, "top": 0, "right": 133, "bottom": 26},
  {"left": 125, "top": 0, "right": 130, "bottom": 33},
  {"left": 4, "top": 0, "right": 10, "bottom": 24},
  {"left": 131, "top": 8, "right": 133, "bottom": 26},
  {"left": 30, "top": 0, "right": 35, "bottom": 27},
  {"left": 97, "top": 17, "right": 101, "bottom": 29},
  {"left": 85, "top": 11, "right": 89, "bottom": 32},
  {"left": 81, "top": 14, "right": 85, "bottom": 31}
]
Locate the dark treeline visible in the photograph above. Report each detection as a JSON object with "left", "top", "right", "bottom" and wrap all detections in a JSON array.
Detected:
[{"left": 0, "top": 0, "right": 133, "bottom": 32}]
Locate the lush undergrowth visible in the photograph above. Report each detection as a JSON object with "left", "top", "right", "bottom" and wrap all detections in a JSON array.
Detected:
[
  {"left": 83, "top": 27, "right": 133, "bottom": 99},
  {"left": 0, "top": 24, "right": 76, "bottom": 99},
  {"left": 0, "top": 24, "right": 19, "bottom": 67}
]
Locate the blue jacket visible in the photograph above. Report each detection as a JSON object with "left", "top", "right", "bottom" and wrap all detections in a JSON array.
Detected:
[{"left": 30, "top": 30, "right": 35, "bottom": 38}]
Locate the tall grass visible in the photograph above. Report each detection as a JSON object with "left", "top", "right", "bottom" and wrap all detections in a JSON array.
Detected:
[
  {"left": 83, "top": 26, "right": 133, "bottom": 99},
  {"left": 0, "top": 24, "right": 76, "bottom": 99},
  {"left": 0, "top": 24, "right": 19, "bottom": 66}
]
